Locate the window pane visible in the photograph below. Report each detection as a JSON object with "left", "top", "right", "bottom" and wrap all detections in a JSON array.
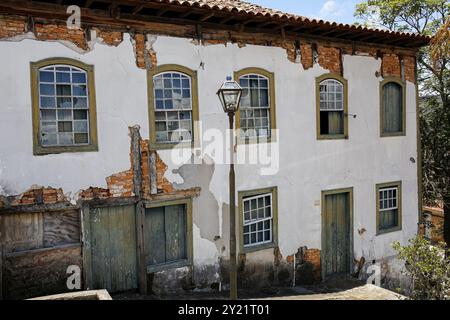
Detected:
[
  {"left": 56, "top": 72, "right": 70, "bottom": 83},
  {"left": 72, "top": 85, "right": 87, "bottom": 96},
  {"left": 74, "top": 120, "right": 88, "bottom": 132},
  {"left": 58, "top": 109, "right": 72, "bottom": 120},
  {"left": 72, "top": 72, "right": 86, "bottom": 83},
  {"left": 39, "top": 71, "right": 54, "bottom": 82},
  {"left": 243, "top": 193, "right": 273, "bottom": 247},
  {"left": 74, "top": 133, "right": 88, "bottom": 144},
  {"left": 40, "top": 84, "right": 54, "bottom": 96},
  {"left": 73, "top": 97, "right": 88, "bottom": 108},
  {"left": 57, "top": 97, "right": 72, "bottom": 108},
  {"left": 41, "top": 109, "right": 56, "bottom": 120},
  {"left": 40, "top": 97, "right": 56, "bottom": 108},
  {"left": 56, "top": 84, "right": 71, "bottom": 96}
]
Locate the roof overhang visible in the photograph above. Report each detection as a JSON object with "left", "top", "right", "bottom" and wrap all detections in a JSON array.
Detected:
[{"left": 0, "top": 0, "right": 431, "bottom": 49}]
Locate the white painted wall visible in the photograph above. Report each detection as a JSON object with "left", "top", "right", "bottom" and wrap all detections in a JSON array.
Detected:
[{"left": 0, "top": 34, "right": 419, "bottom": 278}]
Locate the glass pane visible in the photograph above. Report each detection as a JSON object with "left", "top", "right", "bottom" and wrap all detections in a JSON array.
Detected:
[
  {"left": 39, "top": 71, "right": 54, "bottom": 82},
  {"left": 41, "top": 109, "right": 56, "bottom": 120},
  {"left": 41, "top": 121, "right": 57, "bottom": 134},
  {"left": 57, "top": 109, "right": 72, "bottom": 120},
  {"left": 74, "top": 133, "right": 88, "bottom": 144},
  {"left": 58, "top": 133, "right": 73, "bottom": 145},
  {"left": 56, "top": 72, "right": 71, "bottom": 83},
  {"left": 40, "top": 84, "right": 54, "bottom": 96},
  {"left": 72, "top": 72, "right": 86, "bottom": 84},
  {"left": 74, "top": 121, "right": 88, "bottom": 132},
  {"left": 41, "top": 133, "right": 57, "bottom": 146},
  {"left": 57, "top": 97, "right": 72, "bottom": 108},
  {"left": 56, "top": 85, "right": 72, "bottom": 96},
  {"left": 74, "top": 109, "right": 88, "bottom": 120},
  {"left": 73, "top": 97, "right": 87, "bottom": 108},
  {"left": 40, "top": 97, "right": 56, "bottom": 108},
  {"left": 72, "top": 85, "right": 87, "bottom": 96},
  {"left": 58, "top": 121, "right": 73, "bottom": 133}
]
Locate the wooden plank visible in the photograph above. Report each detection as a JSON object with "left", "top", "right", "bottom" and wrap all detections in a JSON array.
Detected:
[
  {"left": 80, "top": 203, "right": 93, "bottom": 290},
  {"left": 165, "top": 204, "right": 182, "bottom": 262},
  {"left": 0, "top": 202, "right": 78, "bottom": 214},
  {"left": 135, "top": 202, "right": 146, "bottom": 294},
  {"left": 2, "top": 212, "right": 43, "bottom": 253},
  {"left": 149, "top": 150, "right": 157, "bottom": 195},
  {"left": 145, "top": 206, "right": 166, "bottom": 266},
  {"left": 323, "top": 195, "right": 332, "bottom": 277},
  {"left": 43, "top": 210, "right": 80, "bottom": 247}
]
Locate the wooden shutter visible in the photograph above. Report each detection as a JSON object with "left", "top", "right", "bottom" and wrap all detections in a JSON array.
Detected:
[
  {"left": 383, "top": 82, "right": 403, "bottom": 133},
  {"left": 145, "top": 204, "right": 187, "bottom": 267}
]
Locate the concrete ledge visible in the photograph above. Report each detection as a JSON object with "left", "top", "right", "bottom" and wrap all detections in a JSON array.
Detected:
[{"left": 28, "top": 290, "right": 112, "bottom": 300}]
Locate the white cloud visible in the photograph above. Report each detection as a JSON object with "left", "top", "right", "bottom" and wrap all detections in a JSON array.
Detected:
[{"left": 317, "top": 0, "right": 353, "bottom": 22}]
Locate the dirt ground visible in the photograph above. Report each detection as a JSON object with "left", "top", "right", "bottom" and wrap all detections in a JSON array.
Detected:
[{"left": 112, "top": 275, "right": 405, "bottom": 300}]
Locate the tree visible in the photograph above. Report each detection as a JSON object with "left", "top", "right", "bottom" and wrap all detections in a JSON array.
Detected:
[{"left": 355, "top": 0, "right": 450, "bottom": 245}]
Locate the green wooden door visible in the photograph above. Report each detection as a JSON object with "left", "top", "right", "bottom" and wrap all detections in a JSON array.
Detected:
[
  {"left": 322, "top": 191, "right": 351, "bottom": 278},
  {"left": 89, "top": 205, "right": 138, "bottom": 293}
]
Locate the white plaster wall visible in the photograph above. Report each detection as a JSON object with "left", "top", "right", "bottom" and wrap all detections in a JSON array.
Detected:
[{"left": 0, "top": 35, "right": 419, "bottom": 272}]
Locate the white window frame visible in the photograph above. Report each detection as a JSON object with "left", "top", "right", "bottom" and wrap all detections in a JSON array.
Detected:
[{"left": 243, "top": 192, "right": 273, "bottom": 248}]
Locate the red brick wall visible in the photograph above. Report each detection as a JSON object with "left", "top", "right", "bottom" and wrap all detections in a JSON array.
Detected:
[
  {"left": 300, "top": 43, "right": 314, "bottom": 70},
  {"left": 318, "top": 45, "right": 342, "bottom": 74},
  {"left": 10, "top": 187, "right": 68, "bottom": 206},
  {"left": 0, "top": 15, "right": 26, "bottom": 38}
]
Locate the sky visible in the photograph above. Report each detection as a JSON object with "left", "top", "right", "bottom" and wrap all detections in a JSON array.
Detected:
[{"left": 250, "top": 0, "right": 363, "bottom": 25}]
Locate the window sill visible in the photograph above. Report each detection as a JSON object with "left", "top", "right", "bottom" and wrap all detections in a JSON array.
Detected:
[
  {"left": 33, "top": 144, "right": 98, "bottom": 156},
  {"left": 376, "top": 226, "right": 402, "bottom": 236},
  {"left": 149, "top": 141, "right": 195, "bottom": 150},
  {"left": 237, "top": 136, "right": 277, "bottom": 145},
  {"left": 241, "top": 241, "right": 277, "bottom": 254},
  {"left": 380, "top": 132, "right": 406, "bottom": 138},
  {"left": 147, "top": 259, "right": 191, "bottom": 273},
  {"left": 317, "top": 134, "right": 348, "bottom": 140}
]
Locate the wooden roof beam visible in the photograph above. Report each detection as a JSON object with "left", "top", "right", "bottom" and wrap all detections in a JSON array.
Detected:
[
  {"left": 199, "top": 12, "right": 215, "bottom": 23},
  {"left": 132, "top": 4, "right": 144, "bottom": 15}
]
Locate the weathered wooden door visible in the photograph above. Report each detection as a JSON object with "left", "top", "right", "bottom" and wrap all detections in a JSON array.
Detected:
[
  {"left": 322, "top": 189, "right": 352, "bottom": 278},
  {"left": 85, "top": 205, "right": 138, "bottom": 293}
]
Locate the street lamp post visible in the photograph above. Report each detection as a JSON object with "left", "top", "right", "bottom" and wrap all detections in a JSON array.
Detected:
[{"left": 217, "top": 76, "right": 243, "bottom": 300}]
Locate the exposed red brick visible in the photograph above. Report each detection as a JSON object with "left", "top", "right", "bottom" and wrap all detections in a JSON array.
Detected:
[
  {"left": 381, "top": 53, "right": 401, "bottom": 78},
  {"left": 95, "top": 28, "right": 123, "bottom": 46},
  {"left": 34, "top": 21, "right": 87, "bottom": 50},
  {"left": 10, "top": 186, "right": 68, "bottom": 206},
  {"left": 106, "top": 169, "right": 134, "bottom": 197},
  {"left": 79, "top": 187, "right": 112, "bottom": 200},
  {"left": 318, "top": 45, "right": 342, "bottom": 74},
  {"left": 304, "top": 249, "right": 321, "bottom": 281},
  {"left": 0, "top": 15, "right": 27, "bottom": 39},
  {"left": 300, "top": 42, "right": 314, "bottom": 70},
  {"left": 134, "top": 33, "right": 147, "bottom": 69},
  {"left": 403, "top": 55, "right": 416, "bottom": 83}
]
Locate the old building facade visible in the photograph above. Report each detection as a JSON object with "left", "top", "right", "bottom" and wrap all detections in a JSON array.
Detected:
[{"left": 0, "top": 0, "right": 429, "bottom": 298}]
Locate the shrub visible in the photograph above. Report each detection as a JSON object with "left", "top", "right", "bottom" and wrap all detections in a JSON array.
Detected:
[{"left": 393, "top": 236, "right": 450, "bottom": 300}]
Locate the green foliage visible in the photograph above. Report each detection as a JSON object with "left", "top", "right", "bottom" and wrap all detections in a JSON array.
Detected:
[
  {"left": 393, "top": 236, "right": 450, "bottom": 300},
  {"left": 421, "top": 97, "right": 450, "bottom": 205}
]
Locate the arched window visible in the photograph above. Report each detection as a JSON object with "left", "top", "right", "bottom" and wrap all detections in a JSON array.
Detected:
[
  {"left": 148, "top": 65, "right": 199, "bottom": 149},
  {"left": 316, "top": 74, "right": 348, "bottom": 139},
  {"left": 381, "top": 80, "right": 405, "bottom": 136},
  {"left": 235, "top": 68, "right": 276, "bottom": 143},
  {"left": 31, "top": 58, "right": 98, "bottom": 155}
]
